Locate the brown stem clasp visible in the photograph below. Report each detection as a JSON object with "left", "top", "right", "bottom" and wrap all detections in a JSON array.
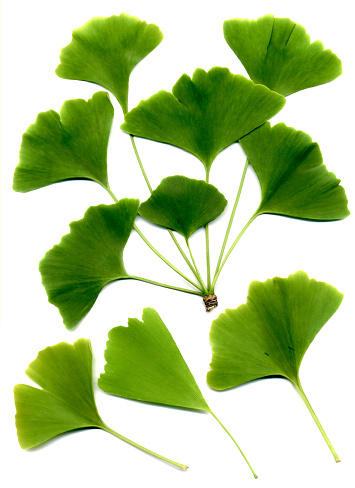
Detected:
[{"left": 203, "top": 294, "right": 218, "bottom": 312}]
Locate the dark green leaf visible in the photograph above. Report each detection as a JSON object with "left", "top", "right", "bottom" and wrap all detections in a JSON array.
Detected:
[
  {"left": 14, "top": 339, "right": 105, "bottom": 448},
  {"left": 39, "top": 199, "right": 139, "bottom": 329},
  {"left": 55, "top": 14, "right": 163, "bottom": 113},
  {"left": 13, "top": 92, "right": 114, "bottom": 193},
  {"left": 240, "top": 122, "right": 350, "bottom": 220},
  {"left": 208, "top": 271, "right": 343, "bottom": 389},
  {"left": 121, "top": 67, "right": 285, "bottom": 173},
  {"left": 139, "top": 176, "right": 228, "bottom": 238},
  {"left": 98, "top": 308, "right": 210, "bottom": 411},
  {"left": 224, "top": 15, "right": 342, "bottom": 96}
]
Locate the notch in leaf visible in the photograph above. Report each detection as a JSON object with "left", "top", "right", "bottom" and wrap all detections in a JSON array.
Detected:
[
  {"left": 208, "top": 271, "right": 343, "bottom": 462},
  {"left": 98, "top": 307, "right": 258, "bottom": 478},
  {"left": 240, "top": 122, "right": 350, "bottom": 221},
  {"left": 55, "top": 14, "right": 164, "bottom": 114},
  {"left": 14, "top": 338, "right": 188, "bottom": 470},
  {"left": 139, "top": 176, "right": 228, "bottom": 239},
  {"left": 13, "top": 92, "right": 114, "bottom": 193},
  {"left": 39, "top": 199, "right": 139, "bottom": 330},
  {"left": 121, "top": 67, "right": 285, "bottom": 175},
  {"left": 224, "top": 14, "right": 342, "bottom": 96}
]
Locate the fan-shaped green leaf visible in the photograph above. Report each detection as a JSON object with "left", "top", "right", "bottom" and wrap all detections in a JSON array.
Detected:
[
  {"left": 39, "top": 199, "right": 139, "bottom": 330},
  {"left": 224, "top": 15, "right": 342, "bottom": 96},
  {"left": 98, "top": 307, "right": 258, "bottom": 477},
  {"left": 14, "top": 339, "right": 105, "bottom": 448},
  {"left": 240, "top": 122, "right": 349, "bottom": 221},
  {"left": 139, "top": 176, "right": 228, "bottom": 239},
  {"left": 55, "top": 14, "right": 163, "bottom": 113},
  {"left": 121, "top": 67, "right": 285, "bottom": 173},
  {"left": 207, "top": 271, "right": 343, "bottom": 462},
  {"left": 208, "top": 271, "right": 343, "bottom": 389},
  {"left": 14, "top": 339, "right": 188, "bottom": 470},
  {"left": 13, "top": 92, "right": 114, "bottom": 193},
  {"left": 99, "top": 308, "right": 210, "bottom": 411}
]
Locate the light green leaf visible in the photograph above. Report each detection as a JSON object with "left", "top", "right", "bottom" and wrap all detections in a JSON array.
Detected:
[
  {"left": 55, "top": 14, "right": 163, "bottom": 113},
  {"left": 121, "top": 67, "right": 285, "bottom": 173},
  {"left": 99, "top": 307, "right": 210, "bottom": 411},
  {"left": 224, "top": 15, "right": 342, "bottom": 96},
  {"left": 14, "top": 339, "right": 188, "bottom": 470},
  {"left": 13, "top": 92, "right": 114, "bottom": 193},
  {"left": 240, "top": 122, "right": 350, "bottom": 221},
  {"left": 139, "top": 176, "right": 228, "bottom": 239},
  {"left": 39, "top": 199, "right": 139, "bottom": 330},
  {"left": 99, "top": 307, "right": 258, "bottom": 477},
  {"left": 14, "top": 339, "right": 105, "bottom": 448},
  {"left": 208, "top": 271, "right": 343, "bottom": 462}
]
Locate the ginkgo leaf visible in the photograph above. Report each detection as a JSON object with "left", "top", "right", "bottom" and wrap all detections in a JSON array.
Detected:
[
  {"left": 55, "top": 14, "right": 163, "bottom": 113},
  {"left": 239, "top": 122, "right": 350, "bottom": 221},
  {"left": 14, "top": 339, "right": 188, "bottom": 470},
  {"left": 208, "top": 271, "right": 343, "bottom": 462},
  {"left": 39, "top": 199, "right": 139, "bottom": 330},
  {"left": 99, "top": 307, "right": 258, "bottom": 477},
  {"left": 121, "top": 67, "right": 285, "bottom": 173},
  {"left": 98, "top": 307, "right": 210, "bottom": 411},
  {"left": 224, "top": 15, "right": 342, "bottom": 96},
  {"left": 14, "top": 339, "right": 105, "bottom": 448},
  {"left": 13, "top": 92, "right": 114, "bottom": 193},
  {"left": 139, "top": 176, "right": 228, "bottom": 239}
]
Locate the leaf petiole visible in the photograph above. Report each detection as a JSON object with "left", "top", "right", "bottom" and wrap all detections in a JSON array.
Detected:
[
  {"left": 211, "top": 211, "right": 258, "bottom": 290},
  {"left": 209, "top": 411, "right": 258, "bottom": 479},
  {"left": 102, "top": 423, "right": 188, "bottom": 470},
  {"left": 212, "top": 158, "right": 249, "bottom": 289},
  {"left": 185, "top": 238, "right": 208, "bottom": 295},
  {"left": 134, "top": 225, "right": 204, "bottom": 292},
  {"left": 205, "top": 167, "right": 211, "bottom": 291},
  {"left": 128, "top": 275, "right": 204, "bottom": 296},
  {"left": 293, "top": 379, "right": 340, "bottom": 463}
]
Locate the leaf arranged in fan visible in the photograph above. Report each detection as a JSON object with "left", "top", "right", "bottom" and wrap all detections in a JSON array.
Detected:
[
  {"left": 56, "top": 13, "right": 163, "bottom": 113},
  {"left": 239, "top": 122, "right": 349, "bottom": 221},
  {"left": 14, "top": 339, "right": 106, "bottom": 448},
  {"left": 39, "top": 199, "right": 139, "bottom": 330},
  {"left": 98, "top": 307, "right": 258, "bottom": 478},
  {"left": 121, "top": 67, "right": 285, "bottom": 173},
  {"left": 208, "top": 271, "right": 343, "bottom": 462},
  {"left": 99, "top": 307, "right": 210, "bottom": 411},
  {"left": 139, "top": 176, "right": 228, "bottom": 239},
  {"left": 14, "top": 339, "right": 188, "bottom": 470},
  {"left": 13, "top": 92, "right": 114, "bottom": 193},
  {"left": 224, "top": 14, "right": 342, "bottom": 96},
  {"left": 208, "top": 271, "right": 343, "bottom": 388}
]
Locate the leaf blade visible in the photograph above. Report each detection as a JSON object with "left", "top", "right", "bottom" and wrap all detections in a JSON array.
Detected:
[
  {"left": 224, "top": 15, "right": 342, "bottom": 96},
  {"left": 121, "top": 67, "right": 285, "bottom": 171},
  {"left": 240, "top": 122, "right": 350, "bottom": 221},
  {"left": 98, "top": 308, "right": 210, "bottom": 411},
  {"left": 55, "top": 14, "right": 163, "bottom": 113},
  {"left": 139, "top": 175, "right": 228, "bottom": 238},
  {"left": 39, "top": 199, "right": 139, "bottom": 329},
  {"left": 13, "top": 92, "right": 114, "bottom": 193}
]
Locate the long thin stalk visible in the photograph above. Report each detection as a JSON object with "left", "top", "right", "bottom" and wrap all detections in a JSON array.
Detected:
[
  {"left": 102, "top": 424, "right": 188, "bottom": 470},
  {"left": 211, "top": 211, "right": 258, "bottom": 290},
  {"left": 185, "top": 238, "right": 208, "bottom": 295},
  {"left": 205, "top": 168, "right": 211, "bottom": 291},
  {"left": 134, "top": 224, "right": 203, "bottom": 292},
  {"left": 129, "top": 276, "right": 204, "bottom": 296},
  {"left": 209, "top": 411, "right": 258, "bottom": 479},
  {"left": 212, "top": 159, "right": 249, "bottom": 289},
  {"left": 293, "top": 379, "right": 340, "bottom": 463}
]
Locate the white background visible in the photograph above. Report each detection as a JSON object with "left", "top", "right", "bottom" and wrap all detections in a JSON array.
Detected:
[{"left": 1, "top": 0, "right": 354, "bottom": 487}]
